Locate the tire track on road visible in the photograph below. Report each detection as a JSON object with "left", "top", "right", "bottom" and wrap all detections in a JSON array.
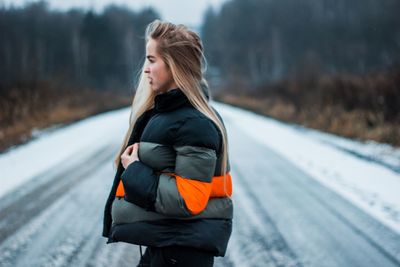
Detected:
[
  {"left": 0, "top": 144, "right": 115, "bottom": 244},
  {"left": 231, "top": 164, "right": 304, "bottom": 267},
  {"left": 225, "top": 117, "right": 400, "bottom": 267},
  {"left": 279, "top": 164, "right": 400, "bottom": 267}
]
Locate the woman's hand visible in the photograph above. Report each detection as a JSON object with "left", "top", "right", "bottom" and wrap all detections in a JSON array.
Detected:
[{"left": 121, "top": 143, "right": 140, "bottom": 169}]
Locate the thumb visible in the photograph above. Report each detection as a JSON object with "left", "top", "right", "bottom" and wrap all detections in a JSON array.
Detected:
[{"left": 123, "top": 145, "right": 133, "bottom": 155}]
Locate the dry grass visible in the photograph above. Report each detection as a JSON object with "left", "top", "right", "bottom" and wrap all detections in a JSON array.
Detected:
[
  {"left": 0, "top": 87, "right": 131, "bottom": 153},
  {"left": 216, "top": 67, "right": 399, "bottom": 146},
  {"left": 217, "top": 94, "right": 400, "bottom": 146}
]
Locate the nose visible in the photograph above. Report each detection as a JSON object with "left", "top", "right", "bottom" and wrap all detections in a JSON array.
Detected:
[{"left": 144, "top": 67, "right": 150, "bottom": 74}]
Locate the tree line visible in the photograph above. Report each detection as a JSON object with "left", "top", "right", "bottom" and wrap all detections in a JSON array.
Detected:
[
  {"left": 0, "top": 1, "right": 159, "bottom": 151},
  {"left": 0, "top": 1, "right": 159, "bottom": 92},
  {"left": 201, "top": 0, "right": 400, "bottom": 87},
  {"left": 202, "top": 0, "right": 400, "bottom": 145}
]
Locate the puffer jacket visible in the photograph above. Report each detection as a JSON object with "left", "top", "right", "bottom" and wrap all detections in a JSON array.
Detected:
[{"left": 102, "top": 88, "right": 233, "bottom": 256}]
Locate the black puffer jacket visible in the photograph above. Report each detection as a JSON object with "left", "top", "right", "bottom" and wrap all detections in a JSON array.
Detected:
[{"left": 102, "top": 88, "right": 233, "bottom": 256}]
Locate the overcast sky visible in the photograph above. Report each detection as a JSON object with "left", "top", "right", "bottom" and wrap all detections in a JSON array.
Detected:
[{"left": 1, "top": 0, "right": 228, "bottom": 28}]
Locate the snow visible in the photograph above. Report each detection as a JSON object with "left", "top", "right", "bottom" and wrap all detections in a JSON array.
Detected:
[
  {"left": 213, "top": 102, "right": 400, "bottom": 234},
  {"left": 1, "top": 102, "right": 399, "bottom": 235},
  {"left": 0, "top": 107, "right": 130, "bottom": 198},
  {"left": 293, "top": 125, "right": 400, "bottom": 172}
]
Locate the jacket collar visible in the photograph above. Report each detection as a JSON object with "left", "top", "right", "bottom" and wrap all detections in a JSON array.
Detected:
[{"left": 154, "top": 88, "right": 192, "bottom": 112}]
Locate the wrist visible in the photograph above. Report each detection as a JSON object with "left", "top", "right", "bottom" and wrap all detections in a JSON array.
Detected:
[{"left": 127, "top": 159, "right": 139, "bottom": 168}]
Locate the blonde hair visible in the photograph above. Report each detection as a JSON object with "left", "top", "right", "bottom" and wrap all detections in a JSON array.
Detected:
[{"left": 114, "top": 19, "right": 229, "bottom": 192}]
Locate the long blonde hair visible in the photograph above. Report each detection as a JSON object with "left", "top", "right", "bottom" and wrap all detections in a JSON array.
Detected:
[{"left": 114, "top": 19, "right": 229, "bottom": 186}]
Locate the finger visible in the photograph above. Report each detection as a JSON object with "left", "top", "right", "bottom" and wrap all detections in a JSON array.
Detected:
[
  {"left": 129, "top": 144, "right": 136, "bottom": 152},
  {"left": 122, "top": 146, "right": 132, "bottom": 156},
  {"left": 125, "top": 145, "right": 133, "bottom": 150}
]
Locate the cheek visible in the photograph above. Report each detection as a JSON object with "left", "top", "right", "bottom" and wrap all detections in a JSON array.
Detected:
[
  {"left": 152, "top": 64, "right": 161, "bottom": 78},
  {"left": 160, "top": 64, "right": 171, "bottom": 80}
]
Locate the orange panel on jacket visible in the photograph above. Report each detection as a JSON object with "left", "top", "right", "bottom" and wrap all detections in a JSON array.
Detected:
[
  {"left": 116, "top": 180, "right": 125, "bottom": 197},
  {"left": 115, "top": 173, "right": 233, "bottom": 199}
]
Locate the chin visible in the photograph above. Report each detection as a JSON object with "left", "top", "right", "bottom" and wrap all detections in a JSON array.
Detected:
[{"left": 150, "top": 85, "right": 159, "bottom": 92}]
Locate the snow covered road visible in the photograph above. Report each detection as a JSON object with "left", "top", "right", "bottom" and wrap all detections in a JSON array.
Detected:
[
  {"left": 0, "top": 103, "right": 399, "bottom": 267},
  {"left": 220, "top": 118, "right": 400, "bottom": 267}
]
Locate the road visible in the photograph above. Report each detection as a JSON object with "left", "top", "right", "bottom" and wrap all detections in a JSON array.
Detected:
[{"left": 0, "top": 114, "right": 399, "bottom": 267}]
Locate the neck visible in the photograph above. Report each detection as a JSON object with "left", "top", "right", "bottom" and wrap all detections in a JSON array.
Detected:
[
  {"left": 158, "top": 82, "right": 178, "bottom": 94},
  {"left": 168, "top": 81, "right": 178, "bottom": 91}
]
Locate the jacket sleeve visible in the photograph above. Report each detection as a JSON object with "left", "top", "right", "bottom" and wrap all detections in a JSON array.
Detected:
[
  {"left": 120, "top": 116, "right": 220, "bottom": 216},
  {"left": 153, "top": 117, "right": 220, "bottom": 216},
  {"left": 120, "top": 160, "right": 160, "bottom": 211}
]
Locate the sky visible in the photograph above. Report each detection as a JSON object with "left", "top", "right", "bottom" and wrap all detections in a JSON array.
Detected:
[{"left": 0, "top": 0, "right": 228, "bottom": 28}]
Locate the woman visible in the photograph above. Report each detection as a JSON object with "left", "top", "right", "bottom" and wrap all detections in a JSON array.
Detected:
[{"left": 102, "top": 19, "right": 233, "bottom": 267}]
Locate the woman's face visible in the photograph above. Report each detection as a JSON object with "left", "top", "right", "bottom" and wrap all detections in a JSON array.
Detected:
[{"left": 144, "top": 38, "right": 177, "bottom": 93}]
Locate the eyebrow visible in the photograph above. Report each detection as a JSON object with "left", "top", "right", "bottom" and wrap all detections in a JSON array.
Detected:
[{"left": 146, "top": 55, "right": 155, "bottom": 60}]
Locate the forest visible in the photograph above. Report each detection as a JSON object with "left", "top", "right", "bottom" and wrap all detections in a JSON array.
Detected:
[
  {"left": 0, "top": 2, "right": 158, "bottom": 150},
  {"left": 202, "top": 0, "right": 400, "bottom": 85},
  {"left": 201, "top": 0, "right": 400, "bottom": 145},
  {"left": 0, "top": 0, "right": 399, "bottom": 151}
]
